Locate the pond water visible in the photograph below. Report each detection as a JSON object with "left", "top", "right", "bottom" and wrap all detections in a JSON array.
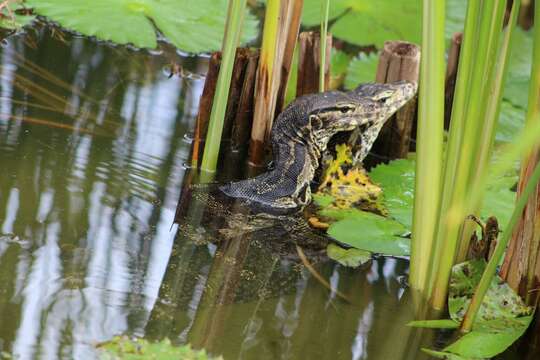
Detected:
[{"left": 0, "top": 26, "right": 531, "bottom": 360}]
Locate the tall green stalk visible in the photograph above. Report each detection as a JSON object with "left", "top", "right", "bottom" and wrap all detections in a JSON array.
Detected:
[
  {"left": 430, "top": 0, "right": 506, "bottom": 309},
  {"left": 200, "top": 0, "right": 247, "bottom": 173},
  {"left": 409, "top": 0, "right": 445, "bottom": 293},
  {"left": 319, "top": 0, "right": 330, "bottom": 92},
  {"left": 428, "top": 0, "right": 480, "bottom": 296},
  {"left": 456, "top": 0, "right": 520, "bottom": 261}
]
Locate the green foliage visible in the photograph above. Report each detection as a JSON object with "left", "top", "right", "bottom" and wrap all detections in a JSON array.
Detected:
[
  {"left": 343, "top": 52, "right": 378, "bottom": 90},
  {"left": 369, "top": 158, "right": 517, "bottom": 231},
  {"left": 407, "top": 319, "right": 460, "bottom": 329},
  {"left": 449, "top": 260, "right": 532, "bottom": 325},
  {"left": 302, "top": 0, "right": 421, "bottom": 47},
  {"left": 327, "top": 210, "right": 409, "bottom": 256},
  {"left": 26, "top": 0, "right": 258, "bottom": 53},
  {"left": 445, "top": 0, "right": 467, "bottom": 40},
  {"left": 0, "top": 1, "right": 35, "bottom": 30},
  {"left": 480, "top": 162, "right": 518, "bottom": 227},
  {"left": 98, "top": 336, "right": 222, "bottom": 360},
  {"left": 496, "top": 101, "right": 526, "bottom": 143},
  {"left": 504, "top": 28, "right": 533, "bottom": 109},
  {"left": 301, "top": 0, "right": 466, "bottom": 48},
  {"left": 417, "top": 260, "right": 533, "bottom": 359},
  {"left": 326, "top": 243, "right": 371, "bottom": 267},
  {"left": 329, "top": 48, "right": 351, "bottom": 89},
  {"left": 314, "top": 154, "right": 515, "bottom": 257},
  {"left": 369, "top": 158, "right": 415, "bottom": 229}
]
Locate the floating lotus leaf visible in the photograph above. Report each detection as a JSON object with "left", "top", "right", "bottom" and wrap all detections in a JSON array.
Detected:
[
  {"left": 26, "top": 0, "right": 258, "bottom": 53},
  {"left": 343, "top": 52, "right": 378, "bottom": 90},
  {"left": 327, "top": 211, "right": 409, "bottom": 256},
  {"left": 326, "top": 243, "right": 371, "bottom": 267},
  {"left": 302, "top": 0, "right": 466, "bottom": 48}
]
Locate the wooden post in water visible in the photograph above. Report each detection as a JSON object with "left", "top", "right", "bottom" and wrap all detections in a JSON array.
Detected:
[
  {"left": 231, "top": 50, "right": 260, "bottom": 151},
  {"left": 500, "top": 151, "right": 540, "bottom": 305},
  {"left": 445, "top": 33, "right": 463, "bottom": 129},
  {"left": 221, "top": 49, "right": 252, "bottom": 144},
  {"left": 296, "top": 31, "right": 332, "bottom": 97},
  {"left": 248, "top": 0, "right": 304, "bottom": 167},
  {"left": 369, "top": 41, "right": 420, "bottom": 162},
  {"left": 191, "top": 53, "right": 221, "bottom": 167},
  {"left": 191, "top": 49, "right": 260, "bottom": 167},
  {"left": 275, "top": 0, "right": 304, "bottom": 113}
]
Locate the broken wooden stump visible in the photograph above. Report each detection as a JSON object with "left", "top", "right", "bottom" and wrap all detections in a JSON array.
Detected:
[
  {"left": 231, "top": 50, "right": 259, "bottom": 151},
  {"left": 190, "top": 48, "right": 259, "bottom": 167},
  {"left": 191, "top": 52, "right": 221, "bottom": 167},
  {"left": 367, "top": 40, "right": 420, "bottom": 165},
  {"left": 296, "top": 31, "right": 332, "bottom": 97},
  {"left": 445, "top": 33, "right": 463, "bottom": 129},
  {"left": 248, "top": 0, "right": 304, "bottom": 167}
]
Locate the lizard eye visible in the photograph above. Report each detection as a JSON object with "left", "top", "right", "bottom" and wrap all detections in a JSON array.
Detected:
[
  {"left": 336, "top": 104, "right": 355, "bottom": 114},
  {"left": 373, "top": 90, "right": 395, "bottom": 102}
]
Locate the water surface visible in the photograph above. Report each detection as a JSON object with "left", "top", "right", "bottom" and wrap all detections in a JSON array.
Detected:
[{"left": 0, "top": 26, "right": 526, "bottom": 360}]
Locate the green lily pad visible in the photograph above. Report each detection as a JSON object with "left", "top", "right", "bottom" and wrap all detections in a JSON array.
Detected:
[
  {"left": 302, "top": 0, "right": 466, "bottom": 48},
  {"left": 368, "top": 157, "right": 517, "bottom": 230},
  {"left": 343, "top": 52, "right": 379, "bottom": 90},
  {"left": 422, "top": 348, "right": 480, "bottom": 360},
  {"left": 443, "top": 325, "right": 531, "bottom": 359},
  {"left": 445, "top": 0, "right": 467, "bottom": 40},
  {"left": 327, "top": 243, "right": 371, "bottom": 267},
  {"left": 330, "top": 48, "right": 352, "bottom": 89},
  {"left": 98, "top": 336, "right": 222, "bottom": 360},
  {"left": 0, "top": 1, "right": 35, "bottom": 30},
  {"left": 369, "top": 158, "right": 415, "bottom": 229},
  {"left": 437, "top": 260, "right": 534, "bottom": 359},
  {"left": 302, "top": 0, "right": 421, "bottom": 48},
  {"left": 407, "top": 319, "right": 460, "bottom": 329},
  {"left": 448, "top": 260, "right": 532, "bottom": 324},
  {"left": 496, "top": 101, "right": 526, "bottom": 143},
  {"left": 327, "top": 210, "right": 409, "bottom": 256},
  {"left": 26, "top": 0, "right": 258, "bottom": 53},
  {"left": 481, "top": 165, "right": 518, "bottom": 228},
  {"left": 503, "top": 28, "right": 533, "bottom": 109},
  {"left": 418, "top": 260, "right": 534, "bottom": 359}
]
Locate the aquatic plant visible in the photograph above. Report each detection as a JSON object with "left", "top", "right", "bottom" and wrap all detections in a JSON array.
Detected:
[
  {"left": 200, "top": 0, "right": 249, "bottom": 172},
  {"left": 25, "top": 0, "right": 259, "bottom": 53}
]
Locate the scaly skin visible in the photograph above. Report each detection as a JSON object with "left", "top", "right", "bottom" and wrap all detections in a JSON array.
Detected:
[{"left": 220, "top": 81, "right": 418, "bottom": 213}]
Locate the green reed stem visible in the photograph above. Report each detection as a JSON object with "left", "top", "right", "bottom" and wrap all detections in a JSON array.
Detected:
[
  {"left": 456, "top": 0, "right": 520, "bottom": 262},
  {"left": 200, "top": 0, "right": 247, "bottom": 172},
  {"left": 319, "top": 0, "right": 330, "bottom": 92},
  {"left": 430, "top": 0, "right": 505, "bottom": 309},
  {"left": 461, "top": 162, "right": 540, "bottom": 332},
  {"left": 409, "top": 0, "right": 445, "bottom": 293},
  {"left": 428, "top": 0, "right": 480, "bottom": 297},
  {"left": 461, "top": 2, "right": 540, "bottom": 330}
]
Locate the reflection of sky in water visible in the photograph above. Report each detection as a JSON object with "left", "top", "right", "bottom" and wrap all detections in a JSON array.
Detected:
[
  {"left": 0, "top": 28, "right": 205, "bottom": 359},
  {"left": 0, "top": 27, "right": 449, "bottom": 360}
]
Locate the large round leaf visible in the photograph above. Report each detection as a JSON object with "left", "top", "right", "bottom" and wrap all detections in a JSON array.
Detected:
[
  {"left": 302, "top": 0, "right": 467, "bottom": 48},
  {"left": 302, "top": 0, "right": 420, "bottom": 47},
  {"left": 327, "top": 211, "right": 409, "bottom": 256},
  {"left": 26, "top": 0, "right": 259, "bottom": 53}
]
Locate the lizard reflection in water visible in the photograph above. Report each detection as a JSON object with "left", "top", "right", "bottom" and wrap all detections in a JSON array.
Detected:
[{"left": 178, "top": 81, "right": 417, "bottom": 253}]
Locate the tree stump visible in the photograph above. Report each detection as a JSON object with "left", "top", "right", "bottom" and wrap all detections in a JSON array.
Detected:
[
  {"left": 367, "top": 41, "right": 420, "bottom": 164},
  {"left": 445, "top": 33, "right": 463, "bottom": 129},
  {"left": 296, "top": 31, "right": 332, "bottom": 97}
]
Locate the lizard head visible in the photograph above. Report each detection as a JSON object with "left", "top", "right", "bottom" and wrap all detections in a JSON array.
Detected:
[{"left": 308, "top": 80, "right": 417, "bottom": 155}]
